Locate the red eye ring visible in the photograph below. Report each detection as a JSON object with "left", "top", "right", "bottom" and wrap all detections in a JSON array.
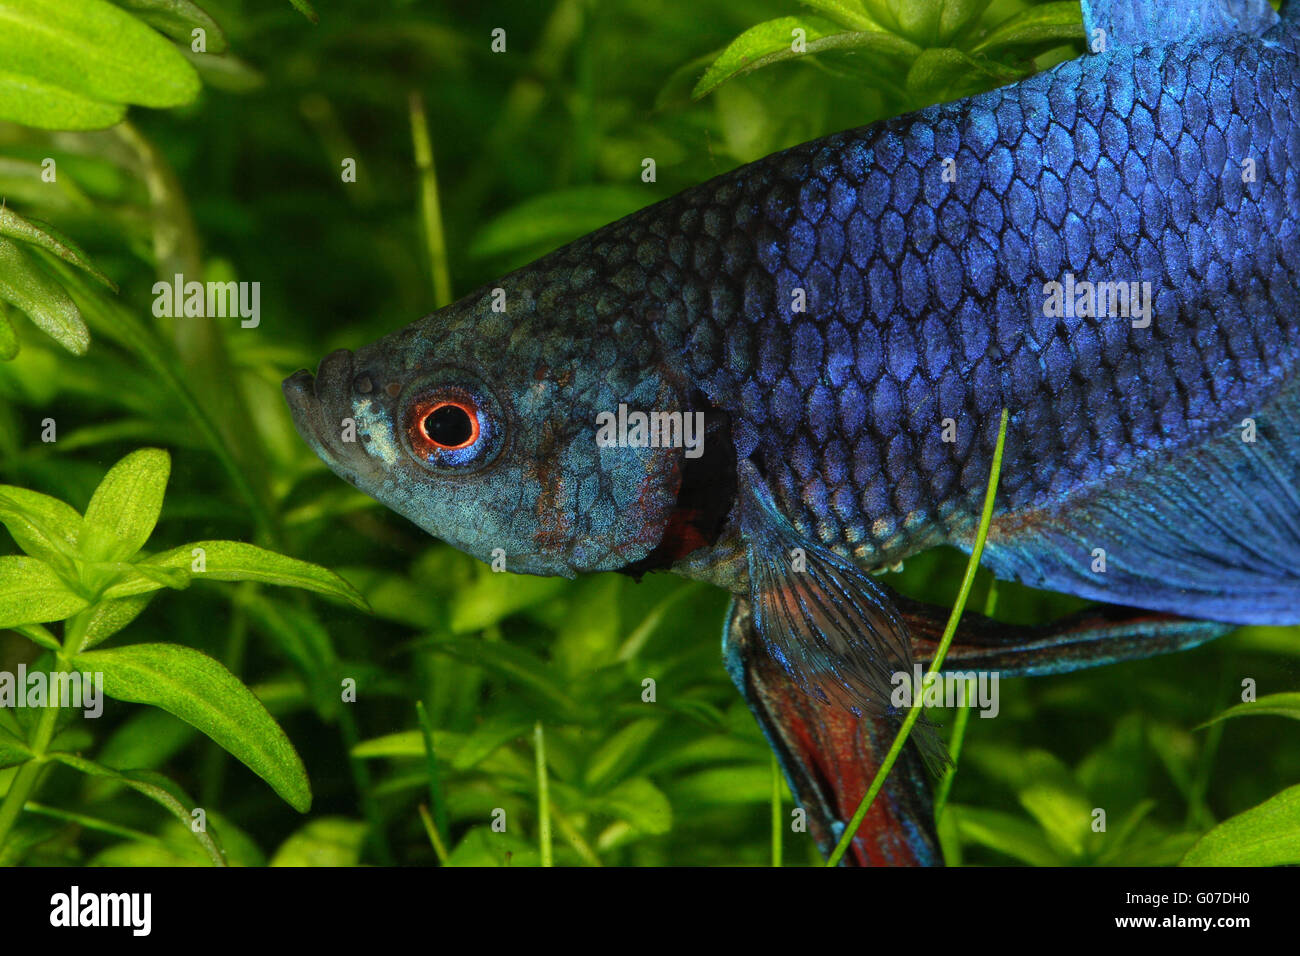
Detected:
[{"left": 415, "top": 399, "right": 480, "bottom": 451}]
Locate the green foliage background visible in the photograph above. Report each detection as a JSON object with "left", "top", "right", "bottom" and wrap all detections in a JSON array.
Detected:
[{"left": 1, "top": 0, "right": 1298, "bottom": 866}]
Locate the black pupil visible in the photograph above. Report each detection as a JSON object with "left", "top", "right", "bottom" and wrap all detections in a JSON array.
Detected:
[{"left": 426, "top": 404, "right": 473, "bottom": 447}]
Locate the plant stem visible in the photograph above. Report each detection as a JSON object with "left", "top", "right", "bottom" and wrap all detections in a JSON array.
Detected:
[
  {"left": 770, "top": 751, "right": 783, "bottom": 867},
  {"left": 417, "top": 804, "right": 450, "bottom": 864},
  {"left": 534, "top": 721, "right": 552, "bottom": 867},
  {"left": 409, "top": 91, "right": 453, "bottom": 309},
  {"left": 931, "top": 680, "right": 973, "bottom": 821},
  {"left": 0, "top": 676, "right": 63, "bottom": 851},
  {"left": 416, "top": 701, "right": 449, "bottom": 843},
  {"left": 825, "top": 408, "right": 1010, "bottom": 867}
]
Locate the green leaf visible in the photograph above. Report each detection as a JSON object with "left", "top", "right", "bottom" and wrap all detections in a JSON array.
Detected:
[
  {"left": 73, "top": 643, "right": 312, "bottom": 812},
  {"left": 590, "top": 778, "right": 672, "bottom": 836},
  {"left": 972, "top": 1, "right": 1084, "bottom": 56},
  {"left": 584, "top": 719, "right": 660, "bottom": 789},
  {"left": 448, "top": 570, "right": 565, "bottom": 633},
  {"left": 905, "top": 47, "right": 1022, "bottom": 102},
  {"left": 798, "top": 0, "right": 880, "bottom": 31},
  {"left": 88, "top": 708, "right": 195, "bottom": 800},
  {"left": 0, "top": 555, "right": 89, "bottom": 628},
  {"left": 0, "top": 237, "right": 89, "bottom": 355},
  {"left": 949, "top": 804, "right": 1063, "bottom": 866},
  {"left": 110, "top": 0, "right": 228, "bottom": 54},
  {"left": 49, "top": 753, "right": 225, "bottom": 865},
  {"left": 0, "top": 207, "right": 117, "bottom": 291},
  {"left": 75, "top": 594, "right": 156, "bottom": 652},
  {"left": 0, "top": 723, "right": 32, "bottom": 769},
  {"left": 286, "top": 0, "right": 319, "bottom": 25},
  {"left": 80, "top": 448, "right": 170, "bottom": 562},
  {"left": 469, "top": 186, "right": 651, "bottom": 261},
  {"left": 1200, "top": 692, "right": 1300, "bottom": 727},
  {"left": 1182, "top": 783, "right": 1300, "bottom": 866},
  {"left": 0, "top": 485, "right": 82, "bottom": 573},
  {"left": 0, "top": 0, "right": 200, "bottom": 108},
  {"left": 143, "top": 540, "right": 368, "bottom": 609},
  {"left": 270, "top": 818, "right": 367, "bottom": 866},
  {"left": 0, "top": 302, "right": 16, "bottom": 359},
  {"left": 0, "top": 68, "right": 125, "bottom": 130},
  {"left": 446, "top": 828, "right": 539, "bottom": 867},
  {"left": 862, "top": 0, "right": 991, "bottom": 46},
  {"left": 693, "top": 16, "right": 920, "bottom": 99}
]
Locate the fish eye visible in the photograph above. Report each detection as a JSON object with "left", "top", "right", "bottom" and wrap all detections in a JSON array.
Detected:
[
  {"left": 400, "top": 375, "right": 505, "bottom": 472},
  {"left": 420, "top": 401, "right": 478, "bottom": 450}
]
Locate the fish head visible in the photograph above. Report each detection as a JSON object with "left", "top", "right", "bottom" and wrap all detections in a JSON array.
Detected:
[{"left": 283, "top": 274, "right": 727, "bottom": 578}]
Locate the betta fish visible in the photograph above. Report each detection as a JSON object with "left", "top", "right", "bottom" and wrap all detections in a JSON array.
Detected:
[{"left": 284, "top": 0, "right": 1300, "bottom": 865}]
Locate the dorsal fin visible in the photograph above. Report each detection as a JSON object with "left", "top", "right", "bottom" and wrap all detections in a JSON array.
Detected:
[{"left": 1081, "top": 0, "right": 1280, "bottom": 46}]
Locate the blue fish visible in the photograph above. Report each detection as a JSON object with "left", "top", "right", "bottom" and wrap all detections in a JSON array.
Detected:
[{"left": 285, "top": 0, "right": 1300, "bottom": 864}]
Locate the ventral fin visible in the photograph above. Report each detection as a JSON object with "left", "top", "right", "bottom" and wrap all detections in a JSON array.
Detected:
[
  {"left": 1081, "top": 0, "right": 1280, "bottom": 46},
  {"left": 724, "top": 599, "right": 940, "bottom": 866},
  {"left": 735, "top": 460, "right": 948, "bottom": 772}
]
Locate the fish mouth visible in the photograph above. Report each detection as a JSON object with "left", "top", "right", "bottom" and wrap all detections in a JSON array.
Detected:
[{"left": 283, "top": 349, "right": 380, "bottom": 483}]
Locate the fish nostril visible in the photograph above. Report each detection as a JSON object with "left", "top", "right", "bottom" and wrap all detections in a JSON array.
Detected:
[{"left": 313, "top": 349, "right": 355, "bottom": 399}]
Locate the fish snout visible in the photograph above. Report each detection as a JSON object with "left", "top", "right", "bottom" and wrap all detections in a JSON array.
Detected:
[{"left": 282, "top": 349, "right": 364, "bottom": 468}]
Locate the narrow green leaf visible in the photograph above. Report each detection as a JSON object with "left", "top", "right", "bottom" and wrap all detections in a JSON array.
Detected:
[
  {"left": 110, "top": 0, "right": 229, "bottom": 54},
  {"left": 0, "top": 68, "right": 125, "bottom": 130},
  {"left": 1200, "top": 692, "right": 1300, "bottom": 726},
  {"left": 0, "top": 724, "right": 32, "bottom": 769},
  {"left": 12, "top": 624, "right": 63, "bottom": 653},
  {"left": 798, "top": 0, "right": 880, "bottom": 31},
  {"left": 0, "top": 0, "right": 200, "bottom": 108},
  {"left": 74, "top": 643, "right": 312, "bottom": 812},
  {"left": 469, "top": 186, "right": 650, "bottom": 261},
  {"left": 590, "top": 778, "right": 672, "bottom": 836},
  {"left": 0, "top": 158, "right": 96, "bottom": 212},
  {"left": 0, "top": 208, "right": 117, "bottom": 291},
  {"left": 0, "top": 485, "right": 81, "bottom": 572},
  {"left": 286, "top": 0, "right": 319, "bottom": 25},
  {"left": 584, "top": 719, "right": 660, "bottom": 789},
  {"left": 75, "top": 594, "right": 156, "bottom": 652},
  {"left": 0, "top": 555, "right": 89, "bottom": 628},
  {"left": 143, "top": 540, "right": 368, "bottom": 609},
  {"left": 49, "top": 753, "right": 225, "bottom": 865},
  {"left": 972, "top": 1, "right": 1084, "bottom": 55},
  {"left": 80, "top": 448, "right": 170, "bottom": 562},
  {"left": 693, "top": 16, "right": 920, "bottom": 99},
  {"left": 1182, "top": 783, "right": 1300, "bottom": 866},
  {"left": 949, "top": 804, "right": 1063, "bottom": 866},
  {"left": 0, "top": 303, "right": 16, "bottom": 359},
  {"left": 906, "top": 47, "right": 1022, "bottom": 102},
  {"left": 0, "top": 237, "right": 89, "bottom": 354}
]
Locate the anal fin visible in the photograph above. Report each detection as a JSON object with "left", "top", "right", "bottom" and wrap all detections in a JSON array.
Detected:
[
  {"left": 981, "top": 375, "right": 1300, "bottom": 627},
  {"left": 895, "top": 595, "right": 1231, "bottom": 677}
]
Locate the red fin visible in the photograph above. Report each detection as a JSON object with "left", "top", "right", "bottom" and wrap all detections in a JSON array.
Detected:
[{"left": 725, "top": 599, "right": 940, "bottom": 866}]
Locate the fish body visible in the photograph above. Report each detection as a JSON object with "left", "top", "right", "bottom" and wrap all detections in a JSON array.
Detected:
[{"left": 286, "top": 0, "right": 1300, "bottom": 865}]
